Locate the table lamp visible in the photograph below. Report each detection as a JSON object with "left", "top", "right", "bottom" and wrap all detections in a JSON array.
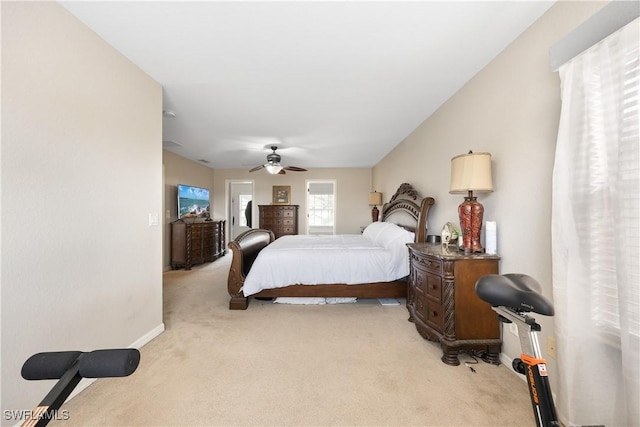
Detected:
[
  {"left": 369, "top": 191, "right": 383, "bottom": 222},
  {"left": 449, "top": 151, "right": 493, "bottom": 253}
]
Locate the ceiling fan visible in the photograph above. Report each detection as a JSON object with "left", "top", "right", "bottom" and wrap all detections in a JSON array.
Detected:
[{"left": 249, "top": 146, "right": 308, "bottom": 175}]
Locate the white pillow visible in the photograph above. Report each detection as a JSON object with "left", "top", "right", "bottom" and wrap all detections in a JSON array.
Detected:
[
  {"left": 362, "top": 221, "right": 393, "bottom": 242},
  {"left": 363, "top": 222, "right": 414, "bottom": 249},
  {"left": 364, "top": 222, "right": 414, "bottom": 279}
]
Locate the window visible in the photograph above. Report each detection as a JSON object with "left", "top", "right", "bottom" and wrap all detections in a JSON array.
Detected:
[
  {"left": 552, "top": 17, "right": 639, "bottom": 426},
  {"left": 592, "top": 31, "right": 640, "bottom": 339},
  {"left": 307, "top": 181, "right": 335, "bottom": 235}
]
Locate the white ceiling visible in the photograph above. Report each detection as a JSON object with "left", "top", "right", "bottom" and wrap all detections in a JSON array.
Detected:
[{"left": 60, "top": 1, "right": 554, "bottom": 171}]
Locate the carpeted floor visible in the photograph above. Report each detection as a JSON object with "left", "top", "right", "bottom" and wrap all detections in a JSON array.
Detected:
[{"left": 53, "top": 253, "right": 535, "bottom": 426}]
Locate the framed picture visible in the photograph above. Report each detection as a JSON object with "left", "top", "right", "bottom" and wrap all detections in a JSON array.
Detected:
[{"left": 272, "top": 185, "right": 291, "bottom": 205}]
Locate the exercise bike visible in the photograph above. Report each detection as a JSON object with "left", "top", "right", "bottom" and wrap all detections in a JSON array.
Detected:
[{"left": 475, "top": 273, "right": 559, "bottom": 427}]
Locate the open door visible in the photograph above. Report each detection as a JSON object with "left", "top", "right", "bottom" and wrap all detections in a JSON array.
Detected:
[{"left": 229, "top": 181, "right": 253, "bottom": 241}]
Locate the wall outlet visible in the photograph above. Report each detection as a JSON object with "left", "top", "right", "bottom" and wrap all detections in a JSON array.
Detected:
[{"left": 547, "top": 336, "right": 557, "bottom": 359}]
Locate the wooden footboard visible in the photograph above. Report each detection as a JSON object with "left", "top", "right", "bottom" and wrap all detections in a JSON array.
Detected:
[
  {"left": 227, "top": 228, "right": 275, "bottom": 309},
  {"left": 253, "top": 281, "right": 407, "bottom": 299}
]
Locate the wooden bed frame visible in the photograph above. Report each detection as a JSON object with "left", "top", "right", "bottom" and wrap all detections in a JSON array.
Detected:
[{"left": 227, "top": 183, "right": 435, "bottom": 310}]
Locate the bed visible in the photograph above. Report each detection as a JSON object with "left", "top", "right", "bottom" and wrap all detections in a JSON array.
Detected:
[{"left": 227, "top": 183, "right": 435, "bottom": 310}]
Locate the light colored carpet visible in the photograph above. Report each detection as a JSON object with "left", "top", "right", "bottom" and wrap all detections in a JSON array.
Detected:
[{"left": 53, "top": 253, "right": 535, "bottom": 426}]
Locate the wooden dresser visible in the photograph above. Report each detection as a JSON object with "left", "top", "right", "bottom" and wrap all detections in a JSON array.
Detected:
[
  {"left": 406, "top": 243, "right": 501, "bottom": 365},
  {"left": 170, "top": 219, "right": 226, "bottom": 270},
  {"left": 258, "top": 205, "right": 299, "bottom": 239}
]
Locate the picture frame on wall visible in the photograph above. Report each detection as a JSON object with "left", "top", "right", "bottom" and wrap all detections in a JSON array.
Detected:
[{"left": 272, "top": 185, "right": 291, "bottom": 205}]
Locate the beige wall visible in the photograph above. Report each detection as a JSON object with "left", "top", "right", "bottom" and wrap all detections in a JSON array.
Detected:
[
  {"left": 162, "top": 151, "right": 216, "bottom": 268},
  {"left": 374, "top": 1, "right": 607, "bottom": 377},
  {"left": 1, "top": 2, "right": 163, "bottom": 416},
  {"left": 5, "top": 4, "right": 609, "bottom": 416},
  {"left": 161, "top": 159, "right": 373, "bottom": 269},
  {"left": 213, "top": 168, "right": 373, "bottom": 240}
]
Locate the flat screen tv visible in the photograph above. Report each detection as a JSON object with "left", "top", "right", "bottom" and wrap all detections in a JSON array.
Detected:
[{"left": 177, "top": 184, "right": 210, "bottom": 219}]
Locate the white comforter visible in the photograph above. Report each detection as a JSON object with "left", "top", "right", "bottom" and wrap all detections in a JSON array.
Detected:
[{"left": 241, "top": 222, "right": 414, "bottom": 296}]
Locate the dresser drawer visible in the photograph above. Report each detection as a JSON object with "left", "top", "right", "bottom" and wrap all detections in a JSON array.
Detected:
[
  {"left": 415, "top": 294, "right": 444, "bottom": 333},
  {"left": 272, "top": 218, "right": 294, "bottom": 227},
  {"left": 425, "top": 301, "right": 444, "bottom": 333},
  {"left": 191, "top": 246, "right": 202, "bottom": 258},
  {"left": 190, "top": 227, "right": 202, "bottom": 239},
  {"left": 421, "top": 255, "right": 442, "bottom": 275},
  {"left": 267, "top": 207, "right": 296, "bottom": 217},
  {"left": 411, "top": 267, "right": 427, "bottom": 295},
  {"left": 425, "top": 273, "right": 442, "bottom": 302},
  {"left": 414, "top": 292, "right": 427, "bottom": 322},
  {"left": 280, "top": 209, "right": 295, "bottom": 218}
]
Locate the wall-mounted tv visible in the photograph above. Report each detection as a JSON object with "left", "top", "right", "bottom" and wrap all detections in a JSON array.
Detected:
[{"left": 178, "top": 184, "right": 210, "bottom": 219}]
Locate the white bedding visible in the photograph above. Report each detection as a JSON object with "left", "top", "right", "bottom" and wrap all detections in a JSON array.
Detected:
[{"left": 241, "top": 222, "right": 414, "bottom": 297}]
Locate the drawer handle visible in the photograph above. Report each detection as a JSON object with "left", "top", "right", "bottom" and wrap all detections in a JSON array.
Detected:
[{"left": 430, "top": 311, "right": 438, "bottom": 318}]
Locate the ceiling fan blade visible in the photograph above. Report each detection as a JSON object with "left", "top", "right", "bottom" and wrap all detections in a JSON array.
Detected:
[
  {"left": 283, "top": 166, "right": 307, "bottom": 172},
  {"left": 278, "top": 169, "right": 286, "bottom": 175},
  {"left": 249, "top": 164, "right": 265, "bottom": 172}
]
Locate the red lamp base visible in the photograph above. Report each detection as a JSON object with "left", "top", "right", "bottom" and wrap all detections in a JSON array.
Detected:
[
  {"left": 371, "top": 206, "right": 380, "bottom": 222},
  {"left": 458, "top": 196, "right": 485, "bottom": 253}
]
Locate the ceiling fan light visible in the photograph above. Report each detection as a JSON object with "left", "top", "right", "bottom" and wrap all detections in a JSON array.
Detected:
[{"left": 265, "top": 164, "right": 283, "bottom": 174}]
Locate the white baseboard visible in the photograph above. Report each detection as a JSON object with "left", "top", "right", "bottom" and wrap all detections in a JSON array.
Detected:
[
  {"left": 129, "top": 323, "right": 165, "bottom": 349},
  {"left": 500, "top": 352, "right": 527, "bottom": 383},
  {"left": 13, "top": 323, "right": 166, "bottom": 427},
  {"left": 66, "top": 323, "right": 165, "bottom": 402}
]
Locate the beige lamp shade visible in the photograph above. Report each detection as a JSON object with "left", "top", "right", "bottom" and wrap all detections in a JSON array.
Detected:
[
  {"left": 369, "top": 191, "right": 383, "bottom": 206},
  {"left": 449, "top": 152, "right": 494, "bottom": 193}
]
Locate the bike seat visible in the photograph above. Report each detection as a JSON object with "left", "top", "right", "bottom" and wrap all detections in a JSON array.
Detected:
[{"left": 475, "top": 273, "right": 554, "bottom": 316}]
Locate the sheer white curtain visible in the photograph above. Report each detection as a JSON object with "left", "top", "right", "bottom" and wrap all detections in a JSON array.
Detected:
[{"left": 552, "top": 19, "right": 639, "bottom": 426}]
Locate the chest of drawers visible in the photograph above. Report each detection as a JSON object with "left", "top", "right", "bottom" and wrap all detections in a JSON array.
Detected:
[
  {"left": 407, "top": 243, "right": 501, "bottom": 365},
  {"left": 170, "top": 220, "right": 226, "bottom": 270},
  {"left": 258, "top": 205, "right": 299, "bottom": 239}
]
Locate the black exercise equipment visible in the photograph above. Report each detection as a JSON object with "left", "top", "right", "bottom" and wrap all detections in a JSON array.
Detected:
[
  {"left": 20, "top": 348, "right": 140, "bottom": 427},
  {"left": 476, "top": 273, "right": 559, "bottom": 427}
]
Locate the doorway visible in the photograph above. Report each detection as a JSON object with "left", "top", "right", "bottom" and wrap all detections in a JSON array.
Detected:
[{"left": 228, "top": 181, "right": 254, "bottom": 241}]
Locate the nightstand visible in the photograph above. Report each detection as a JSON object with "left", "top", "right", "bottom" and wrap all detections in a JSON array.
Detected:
[{"left": 406, "top": 243, "right": 502, "bottom": 365}]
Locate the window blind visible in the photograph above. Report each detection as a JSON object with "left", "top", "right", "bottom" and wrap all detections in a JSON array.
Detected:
[
  {"left": 613, "top": 34, "right": 639, "bottom": 338},
  {"left": 590, "top": 21, "right": 640, "bottom": 340},
  {"left": 307, "top": 181, "right": 336, "bottom": 234}
]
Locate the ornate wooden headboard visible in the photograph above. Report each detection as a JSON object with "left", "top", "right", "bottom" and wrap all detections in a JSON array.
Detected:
[{"left": 380, "top": 183, "right": 435, "bottom": 243}]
